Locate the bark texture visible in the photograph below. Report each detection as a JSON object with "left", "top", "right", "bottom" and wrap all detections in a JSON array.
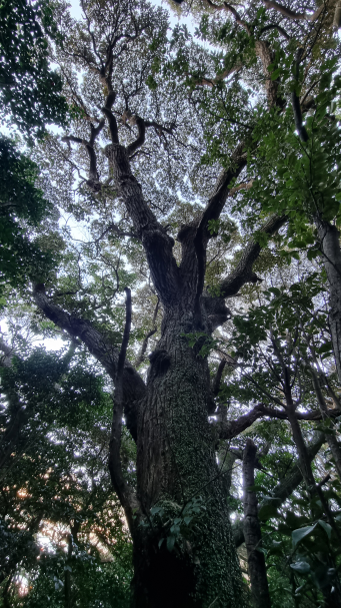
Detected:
[
  {"left": 243, "top": 439, "right": 271, "bottom": 608},
  {"left": 310, "top": 367, "right": 341, "bottom": 481},
  {"left": 233, "top": 431, "right": 326, "bottom": 547},
  {"left": 317, "top": 221, "right": 341, "bottom": 383},
  {"left": 131, "top": 308, "right": 244, "bottom": 608}
]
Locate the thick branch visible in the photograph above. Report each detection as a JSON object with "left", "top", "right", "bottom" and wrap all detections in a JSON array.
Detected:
[
  {"left": 259, "top": 23, "right": 291, "bottom": 39},
  {"left": 134, "top": 298, "right": 159, "bottom": 367},
  {"left": 117, "top": 287, "right": 132, "bottom": 378},
  {"left": 191, "top": 64, "right": 242, "bottom": 88},
  {"left": 219, "top": 404, "right": 265, "bottom": 439},
  {"left": 222, "top": 2, "right": 251, "bottom": 33},
  {"left": 260, "top": 404, "right": 340, "bottom": 421},
  {"left": 101, "top": 86, "right": 119, "bottom": 143},
  {"left": 218, "top": 401, "right": 338, "bottom": 440},
  {"left": 212, "top": 358, "right": 227, "bottom": 396},
  {"left": 127, "top": 116, "right": 146, "bottom": 156},
  {"left": 261, "top": 0, "right": 324, "bottom": 22},
  {"left": 219, "top": 214, "right": 287, "bottom": 298},
  {"left": 292, "top": 49, "right": 309, "bottom": 142},
  {"left": 33, "top": 284, "right": 146, "bottom": 440},
  {"left": 104, "top": 144, "right": 180, "bottom": 306},
  {"left": 191, "top": 143, "right": 247, "bottom": 314},
  {"left": 62, "top": 120, "right": 105, "bottom": 192}
]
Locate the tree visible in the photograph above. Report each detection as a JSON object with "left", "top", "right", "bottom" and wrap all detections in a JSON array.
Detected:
[
  {"left": 0, "top": 339, "right": 133, "bottom": 606},
  {"left": 1, "top": 0, "right": 341, "bottom": 606},
  {"left": 0, "top": 0, "right": 68, "bottom": 304}
]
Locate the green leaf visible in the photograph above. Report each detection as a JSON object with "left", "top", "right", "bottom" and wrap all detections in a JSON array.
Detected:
[
  {"left": 158, "top": 538, "right": 165, "bottom": 549},
  {"left": 318, "top": 520, "right": 332, "bottom": 539},
  {"left": 166, "top": 534, "right": 176, "bottom": 552},
  {"left": 150, "top": 506, "right": 163, "bottom": 516},
  {"left": 290, "top": 561, "right": 311, "bottom": 574},
  {"left": 271, "top": 68, "right": 281, "bottom": 81},
  {"left": 292, "top": 524, "right": 316, "bottom": 549}
]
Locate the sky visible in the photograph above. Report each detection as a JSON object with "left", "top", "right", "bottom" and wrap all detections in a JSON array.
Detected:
[{"left": 69, "top": 0, "right": 198, "bottom": 32}]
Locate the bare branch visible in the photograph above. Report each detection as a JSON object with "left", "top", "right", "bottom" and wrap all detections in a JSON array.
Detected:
[
  {"left": 259, "top": 403, "right": 339, "bottom": 421},
  {"left": 219, "top": 404, "right": 265, "bottom": 440},
  {"left": 189, "top": 143, "right": 247, "bottom": 319},
  {"left": 127, "top": 116, "right": 146, "bottom": 156},
  {"left": 102, "top": 89, "right": 119, "bottom": 144},
  {"left": 62, "top": 120, "right": 105, "bottom": 192},
  {"left": 261, "top": 0, "right": 324, "bottom": 22},
  {"left": 189, "top": 64, "right": 242, "bottom": 88},
  {"left": 259, "top": 23, "right": 291, "bottom": 40},
  {"left": 218, "top": 400, "right": 336, "bottom": 441}
]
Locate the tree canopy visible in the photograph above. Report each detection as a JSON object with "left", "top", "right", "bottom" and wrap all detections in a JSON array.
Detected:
[{"left": 1, "top": 0, "right": 341, "bottom": 607}]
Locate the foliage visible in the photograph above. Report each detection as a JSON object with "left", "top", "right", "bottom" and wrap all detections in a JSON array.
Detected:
[
  {"left": 0, "top": 137, "right": 57, "bottom": 301},
  {"left": 1, "top": 0, "right": 341, "bottom": 605},
  {"left": 0, "top": 0, "right": 67, "bottom": 137}
]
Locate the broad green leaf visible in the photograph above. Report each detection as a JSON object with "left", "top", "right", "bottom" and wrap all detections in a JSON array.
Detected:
[
  {"left": 318, "top": 520, "right": 332, "bottom": 539},
  {"left": 290, "top": 561, "right": 311, "bottom": 574},
  {"left": 292, "top": 525, "right": 316, "bottom": 549}
]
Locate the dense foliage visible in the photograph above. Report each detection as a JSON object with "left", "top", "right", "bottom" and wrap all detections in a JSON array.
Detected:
[{"left": 1, "top": 0, "right": 341, "bottom": 606}]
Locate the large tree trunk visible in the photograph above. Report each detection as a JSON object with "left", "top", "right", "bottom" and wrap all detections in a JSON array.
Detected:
[{"left": 131, "top": 307, "right": 245, "bottom": 608}]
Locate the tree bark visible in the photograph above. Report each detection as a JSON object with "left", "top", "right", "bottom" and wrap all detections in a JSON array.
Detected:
[
  {"left": 242, "top": 439, "right": 271, "bottom": 608},
  {"left": 233, "top": 431, "right": 326, "bottom": 547},
  {"left": 310, "top": 366, "right": 341, "bottom": 481},
  {"left": 317, "top": 220, "right": 341, "bottom": 383},
  {"left": 131, "top": 309, "right": 245, "bottom": 608}
]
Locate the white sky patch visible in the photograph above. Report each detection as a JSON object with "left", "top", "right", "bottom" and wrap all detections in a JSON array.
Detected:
[{"left": 68, "top": 0, "right": 197, "bottom": 32}]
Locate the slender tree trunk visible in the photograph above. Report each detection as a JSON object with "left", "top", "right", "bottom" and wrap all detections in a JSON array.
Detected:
[
  {"left": 317, "top": 220, "right": 341, "bottom": 383},
  {"left": 286, "top": 406, "right": 335, "bottom": 524},
  {"left": 131, "top": 309, "right": 244, "bottom": 608},
  {"left": 65, "top": 535, "right": 72, "bottom": 608},
  {"left": 310, "top": 367, "right": 341, "bottom": 481},
  {"left": 285, "top": 408, "right": 341, "bottom": 608},
  {"left": 233, "top": 430, "right": 326, "bottom": 548},
  {"left": 242, "top": 439, "right": 271, "bottom": 608},
  {"left": 285, "top": 407, "right": 316, "bottom": 489},
  {"left": 327, "top": 434, "right": 341, "bottom": 482},
  {"left": 65, "top": 521, "right": 79, "bottom": 608}
]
